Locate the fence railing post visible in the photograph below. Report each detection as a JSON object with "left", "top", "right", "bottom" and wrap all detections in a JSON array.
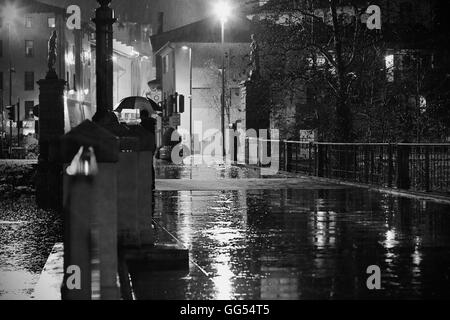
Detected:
[
  {"left": 397, "top": 144, "right": 411, "bottom": 190},
  {"left": 317, "top": 144, "right": 325, "bottom": 177},
  {"left": 387, "top": 144, "right": 394, "bottom": 188},
  {"left": 425, "top": 147, "right": 430, "bottom": 192},
  {"left": 364, "top": 145, "right": 370, "bottom": 183},
  {"left": 286, "top": 142, "right": 291, "bottom": 172}
]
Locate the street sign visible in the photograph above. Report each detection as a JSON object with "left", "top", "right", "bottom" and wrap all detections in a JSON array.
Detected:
[{"left": 299, "top": 129, "right": 317, "bottom": 142}]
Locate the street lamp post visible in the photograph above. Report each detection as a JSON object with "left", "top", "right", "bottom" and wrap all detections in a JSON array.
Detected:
[
  {"left": 7, "top": 23, "right": 15, "bottom": 149},
  {"left": 93, "top": 0, "right": 116, "bottom": 120},
  {"left": 182, "top": 45, "right": 193, "bottom": 158},
  {"left": 221, "top": 21, "right": 226, "bottom": 158},
  {"left": 2, "top": 4, "right": 18, "bottom": 152},
  {"left": 188, "top": 47, "right": 193, "bottom": 155},
  {"left": 214, "top": 1, "right": 231, "bottom": 158}
]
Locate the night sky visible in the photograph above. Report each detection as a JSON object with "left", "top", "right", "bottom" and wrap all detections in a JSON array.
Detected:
[{"left": 36, "top": 0, "right": 241, "bottom": 32}]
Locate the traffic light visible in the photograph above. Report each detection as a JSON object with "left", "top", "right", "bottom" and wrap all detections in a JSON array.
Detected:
[
  {"left": 167, "top": 95, "right": 174, "bottom": 116},
  {"left": 5, "top": 105, "right": 16, "bottom": 122},
  {"left": 178, "top": 95, "right": 185, "bottom": 113}
]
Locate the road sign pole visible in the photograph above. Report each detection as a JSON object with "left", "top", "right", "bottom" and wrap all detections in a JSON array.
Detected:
[{"left": 17, "top": 98, "right": 20, "bottom": 147}]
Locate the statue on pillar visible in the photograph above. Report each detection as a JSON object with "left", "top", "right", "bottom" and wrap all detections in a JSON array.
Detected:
[
  {"left": 249, "top": 34, "right": 260, "bottom": 80},
  {"left": 47, "top": 30, "right": 58, "bottom": 79}
]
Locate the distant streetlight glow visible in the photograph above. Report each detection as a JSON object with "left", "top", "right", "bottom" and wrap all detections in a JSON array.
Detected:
[
  {"left": 214, "top": 1, "right": 232, "bottom": 23},
  {"left": 1, "top": 2, "right": 19, "bottom": 24},
  {"left": 181, "top": 46, "right": 189, "bottom": 50}
]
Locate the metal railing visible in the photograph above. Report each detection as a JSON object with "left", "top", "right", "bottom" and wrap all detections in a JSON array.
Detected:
[{"left": 245, "top": 138, "right": 450, "bottom": 194}]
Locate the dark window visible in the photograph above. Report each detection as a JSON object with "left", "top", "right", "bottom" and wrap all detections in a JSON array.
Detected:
[
  {"left": 25, "top": 72, "right": 34, "bottom": 91},
  {"left": 0, "top": 72, "right": 3, "bottom": 90},
  {"left": 25, "top": 40, "right": 34, "bottom": 57},
  {"left": 25, "top": 101, "right": 34, "bottom": 119}
]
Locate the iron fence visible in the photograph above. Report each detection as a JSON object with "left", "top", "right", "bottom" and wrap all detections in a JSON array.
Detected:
[{"left": 245, "top": 138, "right": 450, "bottom": 194}]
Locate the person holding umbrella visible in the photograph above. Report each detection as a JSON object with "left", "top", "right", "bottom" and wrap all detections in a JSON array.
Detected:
[{"left": 114, "top": 96, "right": 161, "bottom": 190}]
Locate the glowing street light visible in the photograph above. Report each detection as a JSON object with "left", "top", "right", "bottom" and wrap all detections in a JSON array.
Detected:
[
  {"left": 214, "top": 1, "right": 232, "bottom": 23},
  {"left": 1, "top": 2, "right": 19, "bottom": 24}
]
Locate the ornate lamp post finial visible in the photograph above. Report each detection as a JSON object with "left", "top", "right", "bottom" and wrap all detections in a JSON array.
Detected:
[{"left": 98, "top": 0, "right": 112, "bottom": 7}]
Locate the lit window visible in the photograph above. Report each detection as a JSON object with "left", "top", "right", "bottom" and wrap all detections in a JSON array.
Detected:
[
  {"left": 420, "top": 96, "right": 427, "bottom": 113},
  {"left": 316, "top": 56, "right": 326, "bottom": 66},
  {"left": 25, "top": 101, "right": 35, "bottom": 119},
  {"left": 48, "top": 17, "right": 56, "bottom": 28},
  {"left": 25, "top": 40, "right": 34, "bottom": 57},
  {"left": 385, "top": 54, "right": 394, "bottom": 82},
  {"left": 25, "top": 17, "right": 32, "bottom": 28}
]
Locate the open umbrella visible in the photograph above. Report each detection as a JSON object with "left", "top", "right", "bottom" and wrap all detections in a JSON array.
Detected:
[{"left": 113, "top": 96, "right": 162, "bottom": 114}]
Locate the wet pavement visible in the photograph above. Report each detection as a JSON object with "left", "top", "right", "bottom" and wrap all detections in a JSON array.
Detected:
[
  {"left": 0, "top": 196, "right": 62, "bottom": 300},
  {"left": 130, "top": 159, "right": 450, "bottom": 300},
  {"left": 0, "top": 163, "right": 62, "bottom": 300},
  {"left": 1, "top": 159, "right": 450, "bottom": 300}
]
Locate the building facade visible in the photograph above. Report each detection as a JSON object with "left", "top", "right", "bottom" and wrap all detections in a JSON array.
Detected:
[
  {"left": 0, "top": 0, "right": 154, "bottom": 149},
  {"left": 0, "top": 0, "right": 67, "bottom": 138},
  {"left": 151, "top": 16, "right": 252, "bottom": 151}
]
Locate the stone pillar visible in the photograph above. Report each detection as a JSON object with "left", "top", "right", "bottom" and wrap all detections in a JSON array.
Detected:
[
  {"left": 102, "top": 121, "right": 141, "bottom": 247},
  {"left": 36, "top": 71, "right": 66, "bottom": 210},
  {"left": 93, "top": 0, "right": 116, "bottom": 119},
  {"left": 129, "top": 125, "right": 155, "bottom": 247},
  {"left": 61, "top": 120, "right": 120, "bottom": 300}
]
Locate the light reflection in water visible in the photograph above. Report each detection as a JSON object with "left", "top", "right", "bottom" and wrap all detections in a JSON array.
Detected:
[
  {"left": 135, "top": 184, "right": 450, "bottom": 300},
  {"left": 212, "top": 255, "right": 234, "bottom": 300},
  {"left": 384, "top": 229, "right": 398, "bottom": 249}
]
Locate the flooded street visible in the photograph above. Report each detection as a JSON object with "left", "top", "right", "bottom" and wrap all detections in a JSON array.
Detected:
[{"left": 130, "top": 161, "right": 450, "bottom": 300}]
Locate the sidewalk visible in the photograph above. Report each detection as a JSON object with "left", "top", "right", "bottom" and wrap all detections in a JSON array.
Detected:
[{"left": 140, "top": 159, "right": 450, "bottom": 299}]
